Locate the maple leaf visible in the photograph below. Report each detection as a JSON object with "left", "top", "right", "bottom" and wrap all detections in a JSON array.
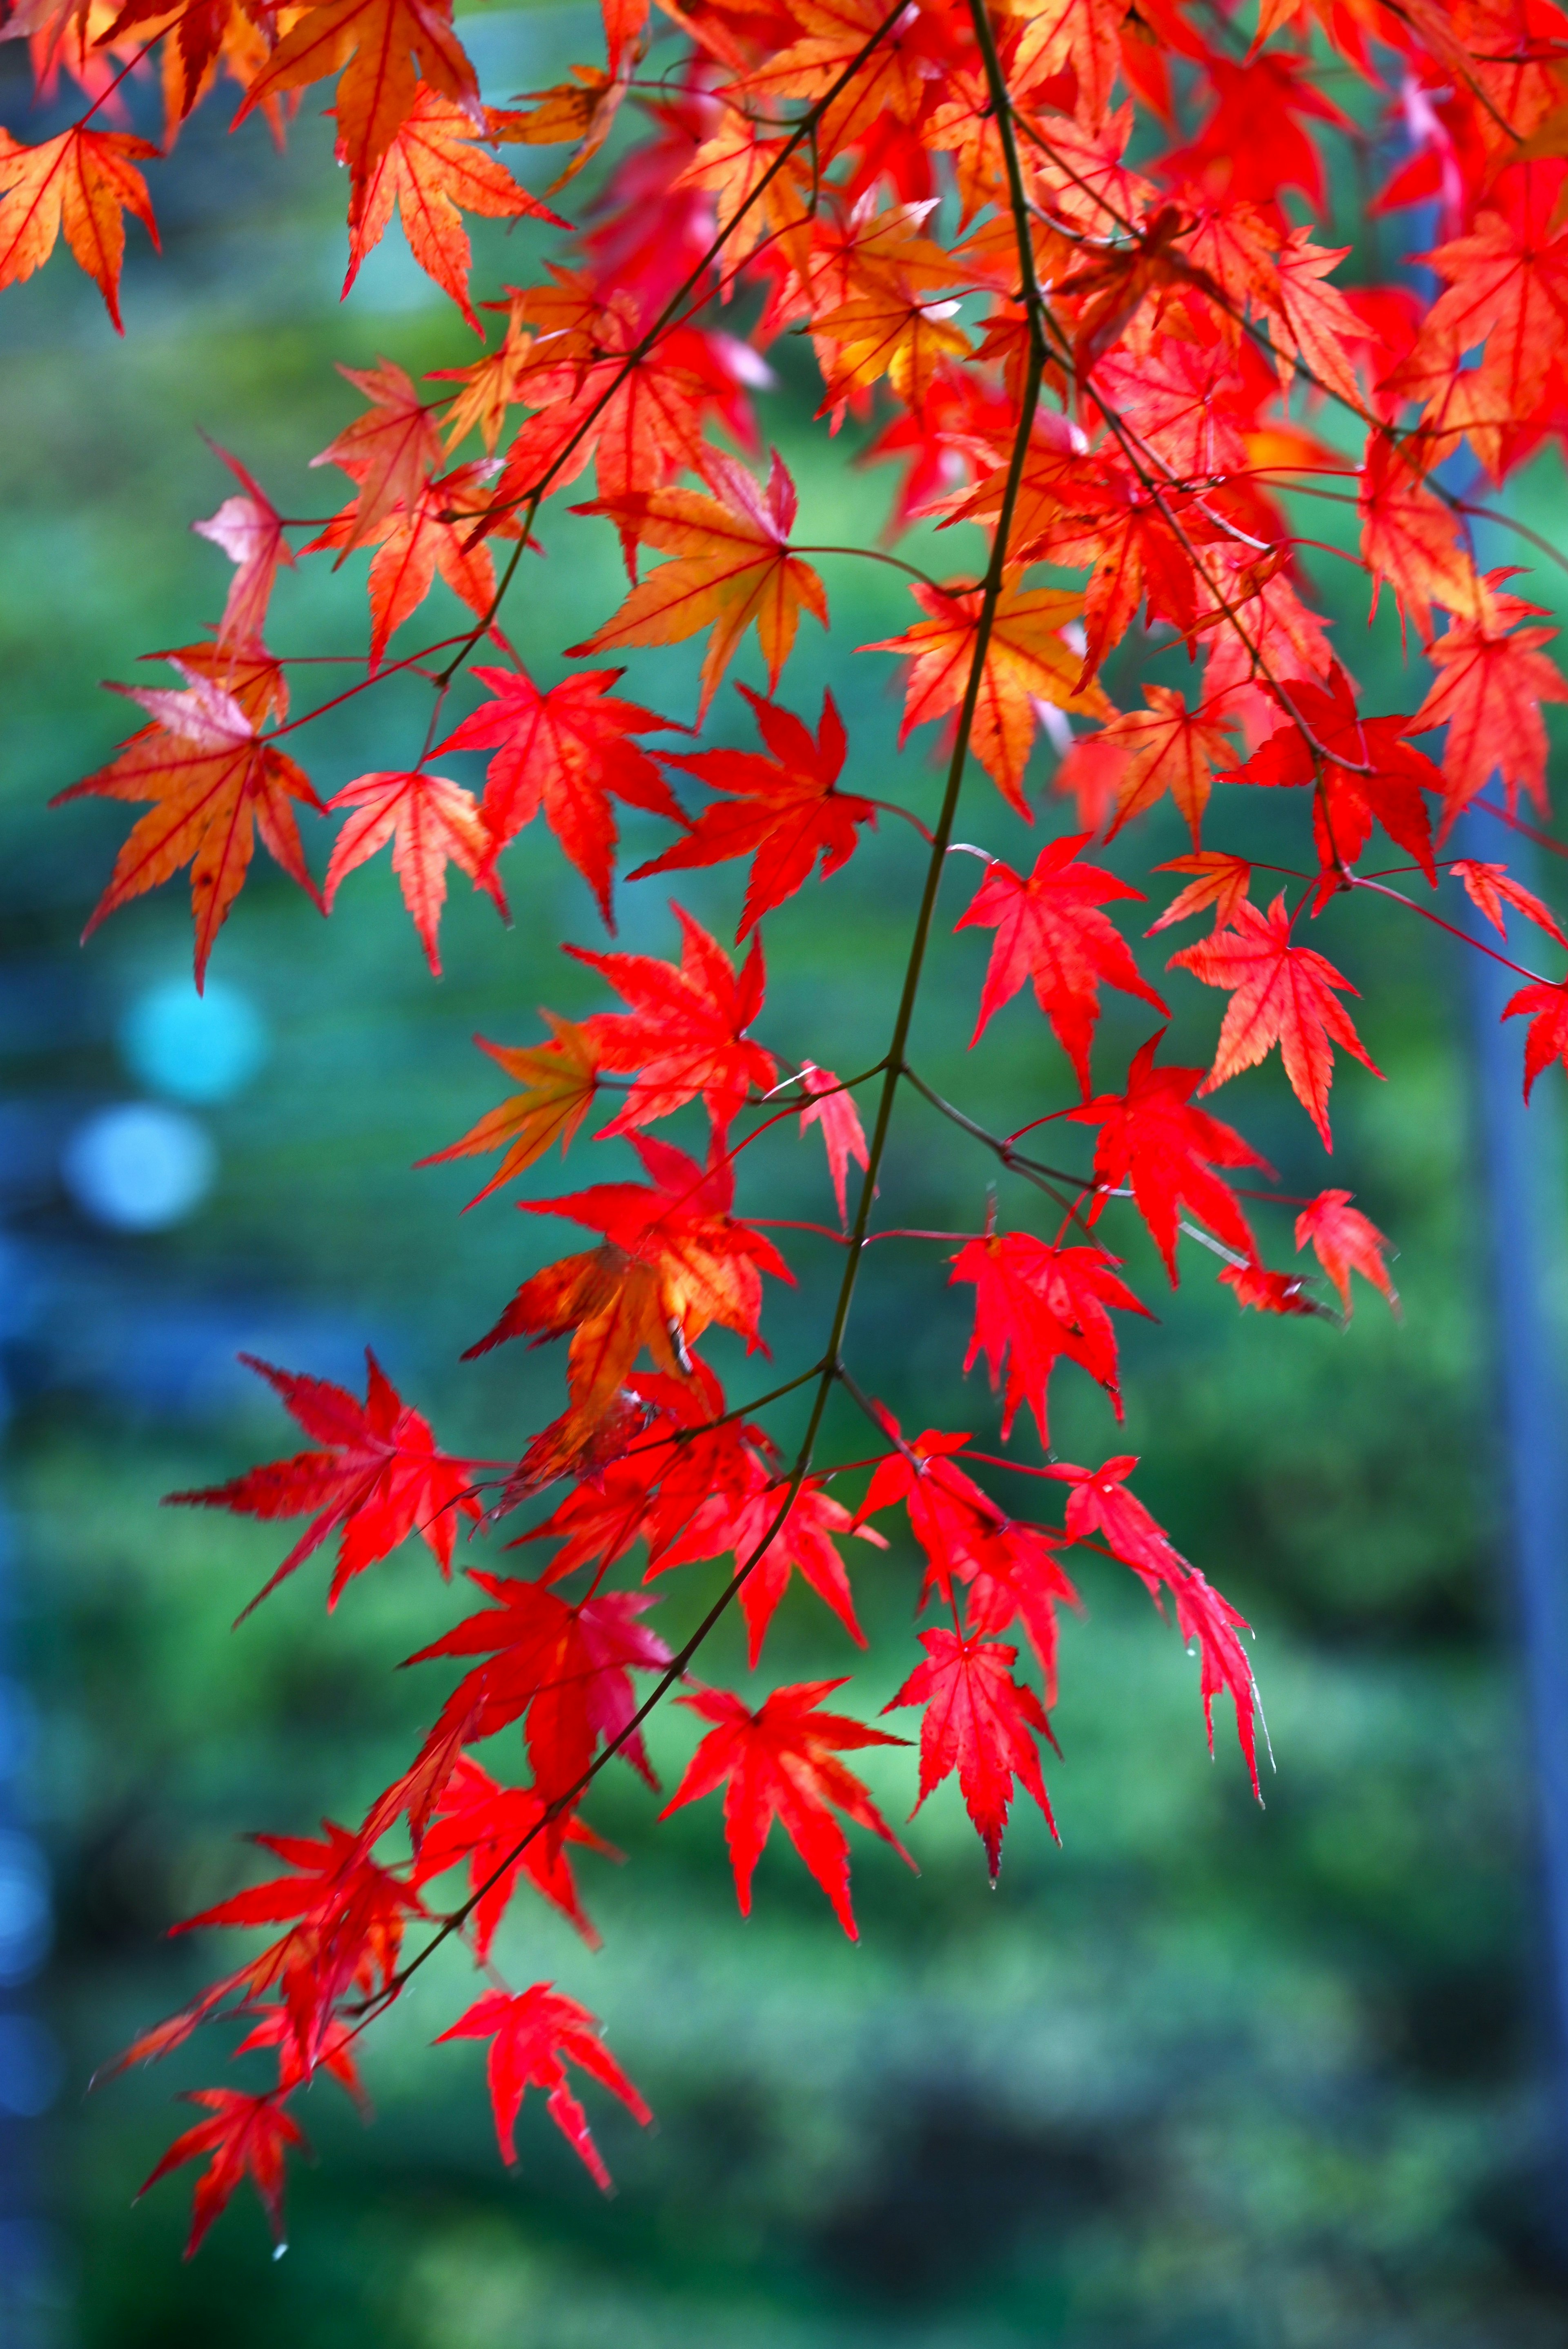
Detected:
[
  {"left": 959, "top": 1517, "right": 1079, "bottom": 1707},
  {"left": 956, "top": 835, "right": 1168, "bottom": 1092},
  {"left": 1068, "top": 1034, "right": 1267, "bottom": 1280},
  {"left": 570, "top": 903, "right": 777, "bottom": 1135},
  {"left": 799, "top": 1063, "right": 869, "bottom": 1222},
  {"left": 1044, "top": 1455, "right": 1259, "bottom": 1792},
  {"left": 630, "top": 685, "right": 876, "bottom": 938},
  {"left": 192, "top": 444, "right": 294, "bottom": 652},
  {"left": 1358, "top": 432, "right": 1488, "bottom": 638},
  {"left": 468, "top": 1131, "right": 788, "bottom": 1430},
  {"left": 1294, "top": 1188, "right": 1399, "bottom": 1317},
  {"left": 0, "top": 124, "right": 158, "bottom": 330},
  {"left": 343, "top": 88, "right": 565, "bottom": 334},
  {"left": 166, "top": 1349, "right": 481, "bottom": 1618},
  {"left": 323, "top": 767, "right": 505, "bottom": 975},
  {"left": 138, "top": 2090, "right": 306, "bottom": 2260},
  {"left": 407, "top": 1569, "right": 672, "bottom": 1801},
  {"left": 864, "top": 582, "right": 1112, "bottom": 816},
  {"left": 949, "top": 1230, "right": 1152, "bottom": 1444},
  {"left": 1147, "top": 853, "right": 1254, "bottom": 935},
  {"left": 418, "top": 1016, "right": 601, "bottom": 1205},
  {"left": 436, "top": 1984, "right": 650, "bottom": 2184},
  {"left": 488, "top": 65, "right": 630, "bottom": 194},
  {"left": 412, "top": 1756, "right": 618, "bottom": 1957},
  {"left": 1223, "top": 665, "right": 1441, "bottom": 882},
  {"left": 236, "top": 0, "right": 479, "bottom": 198},
  {"left": 1168, "top": 894, "right": 1383, "bottom": 1148},
  {"left": 812, "top": 286, "right": 972, "bottom": 410},
  {"left": 735, "top": 0, "right": 937, "bottom": 153},
  {"left": 167, "top": 1819, "right": 428, "bottom": 2071},
  {"left": 660, "top": 1679, "right": 912, "bottom": 1935},
  {"left": 1450, "top": 859, "right": 1567, "bottom": 947},
  {"left": 1406, "top": 588, "right": 1568, "bottom": 824},
  {"left": 305, "top": 462, "right": 504, "bottom": 671},
  {"left": 438, "top": 664, "right": 684, "bottom": 927},
  {"left": 1396, "top": 182, "right": 1568, "bottom": 434},
  {"left": 1098, "top": 686, "right": 1237, "bottom": 845},
  {"left": 1219, "top": 1260, "right": 1319, "bottom": 1317},
  {"left": 53, "top": 659, "right": 324, "bottom": 988},
  {"left": 571, "top": 452, "right": 827, "bottom": 718},
  {"left": 885, "top": 1629, "right": 1057, "bottom": 1877},
  {"left": 310, "top": 358, "right": 445, "bottom": 554},
  {"left": 1005, "top": 0, "right": 1127, "bottom": 128},
  {"left": 1503, "top": 978, "right": 1568, "bottom": 1101},
  {"left": 650, "top": 1469, "right": 884, "bottom": 1666}
]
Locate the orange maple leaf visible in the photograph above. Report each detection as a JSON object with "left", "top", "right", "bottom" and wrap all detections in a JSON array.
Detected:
[
  {"left": 311, "top": 357, "right": 446, "bottom": 553},
  {"left": 419, "top": 1017, "right": 601, "bottom": 1204},
  {"left": 1168, "top": 891, "right": 1383, "bottom": 1146},
  {"left": 570, "top": 451, "right": 827, "bottom": 718},
  {"left": 1358, "top": 432, "right": 1489, "bottom": 638},
  {"left": 55, "top": 660, "right": 324, "bottom": 987},
  {"left": 343, "top": 88, "right": 566, "bottom": 334},
  {"left": 1100, "top": 685, "right": 1236, "bottom": 843},
  {"left": 0, "top": 124, "right": 158, "bottom": 330},
  {"left": 236, "top": 0, "right": 479, "bottom": 196},
  {"left": 863, "top": 581, "right": 1112, "bottom": 815},
  {"left": 324, "top": 767, "right": 506, "bottom": 974}
]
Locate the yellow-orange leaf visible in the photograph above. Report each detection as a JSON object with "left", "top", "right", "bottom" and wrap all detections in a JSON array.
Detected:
[
  {"left": 0, "top": 125, "right": 158, "bottom": 331},
  {"left": 419, "top": 1017, "right": 601, "bottom": 1204},
  {"left": 570, "top": 452, "right": 827, "bottom": 718},
  {"left": 863, "top": 581, "right": 1111, "bottom": 816}
]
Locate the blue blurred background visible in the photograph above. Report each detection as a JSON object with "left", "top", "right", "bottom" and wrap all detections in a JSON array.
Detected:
[{"left": 6, "top": 11, "right": 1568, "bottom": 2340}]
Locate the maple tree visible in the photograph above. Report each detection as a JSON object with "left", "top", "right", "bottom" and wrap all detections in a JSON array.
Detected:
[{"left": 15, "top": 0, "right": 1568, "bottom": 2260}]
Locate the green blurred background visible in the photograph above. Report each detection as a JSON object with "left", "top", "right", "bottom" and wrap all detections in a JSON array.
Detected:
[{"left": 3, "top": 12, "right": 1568, "bottom": 2341}]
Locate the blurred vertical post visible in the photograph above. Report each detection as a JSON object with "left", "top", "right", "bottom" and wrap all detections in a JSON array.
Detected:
[
  {"left": 1458, "top": 801, "right": 1568, "bottom": 2226},
  {"left": 0, "top": 1236, "right": 57, "bottom": 2346}
]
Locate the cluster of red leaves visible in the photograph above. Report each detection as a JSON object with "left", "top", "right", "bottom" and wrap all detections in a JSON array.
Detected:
[{"left": 20, "top": 0, "right": 1568, "bottom": 2262}]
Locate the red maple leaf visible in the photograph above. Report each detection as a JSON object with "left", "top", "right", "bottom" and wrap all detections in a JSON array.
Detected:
[
  {"left": 1223, "top": 665, "right": 1442, "bottom": 882},
  {"left": 949, "top": 1230, "right": 1152, "bottom": 1443},
  {"left": 571, "top": 903, "right": 777, "bottom": 1135},
  {"left": 138, "top": 2090, "right": 307, "bottom": 2260},
  {"left": 799, "top": 1063, "right": 870, "bottom": 1222},
  {"left": 631, "top": 685, "right": 875, "bottom": 937},
  {"left": 1045, "top": 1455, "right": 1260, "bottom": 1793},
  {"left": 885, "top": 1628, "right": 1057, "bottom": 1877},
  {"left": 1407, "top": 589, "right": 1568, "bottom": 824},
  {"left": 193, "top": 444, "right": 294, "bottom": 653},
  {"left": 1167, "top": 893, "right": 1383, "bottom": 1148},
  {"left": 439, "top": 664, "right": 684, "bottom": 928},
  {"left": 1068, "top": 1034, "right": 1268, "bottom": 1279},
  {"left": 660, "top": 1678, "right": 912, "bottom": 1935},
  {"left": 956, "top": 835, "right": 1168, "bottom": 1093},
  {"left": 1503, "top": 977, "right": 1568, "bottom": 1101},
  {"left": 324, "top": 767, "right": 506, "bottom": 974},
  {"left": 1294, "top": 1188, "right": 1399, "bottom": 1317},
  {"left": 1450, "top": 859, "right": 1567, "bottom": 948},
  {"left": 167, "top": 1351, "right": 481, "bottom": 1618},
  {"left": 412, "top": 1756, "right": 618, "bottom": 1957},
  {"left": 406, "top": 1569, "right": 672, "bottom": 1803},
  {"left": 465, "top": 1133, "right": 790, "bottom": 1431},
  {"left": 436, "top": 1984, "right": 651, "bottom": 2184},
  {"left": 650, "top": 1465, "right": 883, "bottom": 1665}
]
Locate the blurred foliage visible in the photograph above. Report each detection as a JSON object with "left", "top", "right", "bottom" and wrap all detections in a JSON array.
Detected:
[{"left": 4, "top": 8, "right": 1568, "bottom": 2345}]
